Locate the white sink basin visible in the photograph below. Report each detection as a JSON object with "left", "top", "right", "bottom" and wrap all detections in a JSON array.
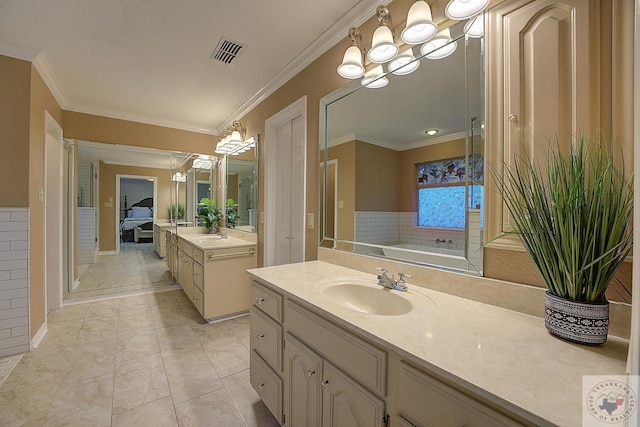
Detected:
[{"left": 323, "top": 283, "right": 413, "bottom": 316}]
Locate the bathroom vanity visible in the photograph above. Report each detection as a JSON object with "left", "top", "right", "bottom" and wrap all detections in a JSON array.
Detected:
[
  {"left": 173, "top": 232, "right": 257, "bottom": 321},
  {"left": 248, "top": 261, "right": 628, "bottom": 426}
]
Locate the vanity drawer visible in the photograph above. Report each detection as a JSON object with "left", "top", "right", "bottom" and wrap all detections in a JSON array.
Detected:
[
  {"left": 286, "top": 300, "right": 386, "bottom": 396},
  {"left": 192, "top": 286, "right": 204, "bottom": 315},
  {"left": 192, "top": 248, "right": 204, "bottom": 266},
  {"left": 251, "top": 280, "right": 283, "bottom": 322},
  {"left": 250, "top": 308, "right": 282, "bottom": 372},
  {"left": 250, "top": 350, "right": 282, "bottom": 423},
  {"left": 177, "top": 239, "right": 193, "bottom": 258},
  {"left": 192, "top": 261, "right": 204, "bottom": 291},
  {"left": 398, "top": 362, "right": 522, "bottom": 427}
]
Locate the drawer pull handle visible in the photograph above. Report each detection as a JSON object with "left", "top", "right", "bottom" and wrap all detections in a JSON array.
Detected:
[
  {"left": 255, "top": 297, "right": 265, "bottom": 304},
  {"left": 321, "top": 380, "right": 329, "bottom": 387},
  {"left": 257, "top": 334, "right": 266, "bottom": 340},
  {"left": 257, "top": 383, "right": 265, "bottom": 390},
  {"left": 307, "top": 370, "right": 316, "bottom": 377}
]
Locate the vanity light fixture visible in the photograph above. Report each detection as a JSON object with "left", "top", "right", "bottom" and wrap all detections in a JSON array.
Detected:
[
  {"left": 420, "top": 28, "right": 457, "bottom": 59},
  {"left": 464, "top": 14, "right": 484, "bottom": 38},
  {"left": 361, "top": 65, "right": 389, "bottom": 88},
  {"left": 388, "top": 47, "right": 420, "bottom": 76},
  {"left": 367, "top": 6, "right": 398, "bottom": 64},
  {"left": 425, "top": 129, "right": 438, "bottom": 136},
  {"left": 401, "top": 0, "right": 438, "bottom": 45},
  {"left": 445, "top": 0, "right": 490, "bottom": 20},
  {"left": 215, "top": 120, "right": 246, "bottom": 154},
  {"left": 337, "top": 28, "right": 365, "bottom": 79}
]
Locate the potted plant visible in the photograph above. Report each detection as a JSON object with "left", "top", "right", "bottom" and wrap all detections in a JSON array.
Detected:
[
  {"left": 226, "top": 198, "right": 238, "bottom": 228},
  {"left": 494, "top": 134, "right": 633, "bottom": 345},
  {"left": 197, "top": 197, "right": 222, "bottom": 233},
  {"left": 167, "top": 204, "right": 185, "bottom": 221}
]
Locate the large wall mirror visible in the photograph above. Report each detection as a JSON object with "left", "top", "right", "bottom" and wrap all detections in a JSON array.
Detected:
[
  {"left": 225, "top": 136, "right": 259, "bottom": 233},
  {"left": 320, "top": 20, "right": 484, "bottom": 274}
]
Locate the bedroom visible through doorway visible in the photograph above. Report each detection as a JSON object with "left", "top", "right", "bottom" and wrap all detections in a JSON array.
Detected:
[{"left": 117, "top": 175, "right": 156, "bottom": 251}]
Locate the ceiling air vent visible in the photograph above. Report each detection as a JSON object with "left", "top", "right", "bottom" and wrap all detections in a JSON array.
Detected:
[{"left": 210, "top": 37, "right": 247, "bottom": 66}]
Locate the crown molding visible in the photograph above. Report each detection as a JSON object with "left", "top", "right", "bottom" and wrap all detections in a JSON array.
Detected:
[
  {"left": 218, "top": 0, "right": 392, "bottom": 132},
  {"left": 328, "top": 130, "right": 468, "bottom": 151},
  {"left": 32, "top": 52, "right": 68, "bottom": 108}
]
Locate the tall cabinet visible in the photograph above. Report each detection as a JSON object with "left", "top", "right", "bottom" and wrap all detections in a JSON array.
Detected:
[{"left": 485, "top": 0, "right": 634, "bottom": 250}]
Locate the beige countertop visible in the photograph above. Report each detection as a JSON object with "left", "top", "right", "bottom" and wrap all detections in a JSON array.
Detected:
[
  {"left": 248, "top": 260, "right": 629, "bottom": 427},
  {"left": 177, "top": 232, "right": 256, "bottom": 251}
]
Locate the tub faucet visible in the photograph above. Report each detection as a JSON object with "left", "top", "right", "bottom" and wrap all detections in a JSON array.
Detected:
[
  {"left": 376, "top": 268, "right": 410, "bottom": 292},
  {"left": 218, "top": 231, "right": 228, "bottom": 239}
]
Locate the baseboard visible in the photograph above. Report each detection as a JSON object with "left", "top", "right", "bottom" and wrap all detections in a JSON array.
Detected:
[
  {"left": 31, "top": 323, "right": 48, "bottom": 349},
  {"left": 97, "top": 250, "right": 116, "bottom": 255}
]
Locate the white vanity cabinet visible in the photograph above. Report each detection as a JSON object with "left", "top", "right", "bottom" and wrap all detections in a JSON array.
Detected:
[
  {"left": 153, "top": 223, "right": 169, "bottom": 257},
  {"left": 250, "top": 279, "right": 387, "bottom": 426},
  {"left": 395, "top": 362, "right": 521, "bottom": 427},
  {"left": 176, "top": 235, "right": 257, "bottom": 321},
  {"left": 249, "top": 275, "right": 533, "bottom": 427}
]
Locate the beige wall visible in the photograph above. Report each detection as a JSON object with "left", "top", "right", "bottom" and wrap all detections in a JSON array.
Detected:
[
  {"left": 63, "top": 111, "right": 218, "bottom": 155},
  {"left": 29, "top": 65, "right": 63, "bottom": 338},
  {"left": 0, "top": 56, "right": 31, "bottom": 206},
  {"left": 0, "top": 56, "right": 64, "bottom": 338},
  {"left": 99, "top": 163, "right": 172, "bottom": 251},
  {"left": 355, "top": 142, "right": 400, "bottom": 212}
]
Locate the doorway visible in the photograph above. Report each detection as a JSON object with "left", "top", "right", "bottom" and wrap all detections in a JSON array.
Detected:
[
  {"left": 44, "top": 111, "right": 66, "bottom": 312},
  {"left": 264, "top": 96, "right": 307, "bottom": 266}
]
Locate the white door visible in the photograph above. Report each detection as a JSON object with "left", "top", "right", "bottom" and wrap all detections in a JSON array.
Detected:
[
  {"left": 44, "top": 112, "right": 64, "bottom": 311},
  {"left": 265, "top": 96, "right": 306, "bottom": 266}
]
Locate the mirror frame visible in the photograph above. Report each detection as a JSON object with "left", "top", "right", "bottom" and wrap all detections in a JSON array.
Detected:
[
  {"left": 224, "top": 135, "right": 259, "bottom": 234},
  {"left": 319, "top": 25, "right": 484, "bottom": 275}
]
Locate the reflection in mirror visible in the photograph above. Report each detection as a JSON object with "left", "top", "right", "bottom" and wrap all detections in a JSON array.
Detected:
[
  {"left": 68, "top": 140, "right": 179, "bottom": 301},
  {"left": 320, "top": 20, "right": 484, "bottom": 274},
  {"left": 225, "top": 136, "right": 259, "bottom": 233}
]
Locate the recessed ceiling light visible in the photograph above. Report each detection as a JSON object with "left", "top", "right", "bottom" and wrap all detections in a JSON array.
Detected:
[{"left": 426, "top": 129, "right": 438, "bottom": 136}]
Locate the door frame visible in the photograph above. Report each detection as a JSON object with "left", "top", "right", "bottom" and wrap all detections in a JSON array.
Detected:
[
  {"left": 320, "top": 159, "right": 338, "bottom": 249},
  {"left": 44, "top": 111, "right": 64, "bottom": 313},
  {"left": 115, "top": 174, "right": 158, "bottom": 254},
  {"left": 264, "top": 96, "right": 307, "bottom": 266}
]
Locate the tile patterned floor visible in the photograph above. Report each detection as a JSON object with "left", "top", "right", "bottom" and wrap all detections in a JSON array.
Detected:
[
  {"left": 65, "top": 243, "right": 174, "bottom": 301},
  {"left": 0, "top": 290, "right": 280, "bottom": 427}
]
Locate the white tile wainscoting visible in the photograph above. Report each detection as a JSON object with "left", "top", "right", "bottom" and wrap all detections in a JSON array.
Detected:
[{"left": 0, "top": 208, "right": 29, "bottom": 357}]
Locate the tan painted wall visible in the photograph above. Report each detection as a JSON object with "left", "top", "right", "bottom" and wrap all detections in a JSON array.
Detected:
[
  {"left": 0, "top": 56, "right": 31, "bottom": 206},
  {"left": 62, "top": 111, "right": 218, "bottom": 155},
  {"left": 354, "top": 142, "right": 400, "bottom": 212},
  {"left": 29, "top": 65, "right": 63, "bottom": 338},
  {"left": 99, "top": 163, "right": 172, "bottom": 251}
]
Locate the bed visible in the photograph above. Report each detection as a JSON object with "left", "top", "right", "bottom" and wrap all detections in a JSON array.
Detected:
[{"left": 120, "top": 198, "right": 154, "bottom": 242}]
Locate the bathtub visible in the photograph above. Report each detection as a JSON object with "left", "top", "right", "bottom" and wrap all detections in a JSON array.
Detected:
[{"left": 381, "top": 243, "right": 469, "bottom": 271}]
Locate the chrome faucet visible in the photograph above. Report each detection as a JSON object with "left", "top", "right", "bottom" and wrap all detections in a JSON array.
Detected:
[
  {"left": 376, "top": 268, "right": 410, "bottom": 292},
  {"left": 218, "top": 231, "right": 228, "bottom": 239}
]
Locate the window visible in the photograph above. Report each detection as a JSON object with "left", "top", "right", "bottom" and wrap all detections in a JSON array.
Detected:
[{"left": 416, "top": 156, "right": 484, "bottom": 228}]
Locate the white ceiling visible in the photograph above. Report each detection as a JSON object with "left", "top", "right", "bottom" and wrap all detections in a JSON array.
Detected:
[{"left": 0, "top": 0, "right": 384, "bottom": 134}]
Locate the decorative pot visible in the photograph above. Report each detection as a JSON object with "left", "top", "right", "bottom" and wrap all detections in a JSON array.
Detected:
[
  {"left": 208, "top": 225, "right": 218, "bottom": 234},
  {"left": 544, "top": 292, "right": 609, "bottom": 345}
]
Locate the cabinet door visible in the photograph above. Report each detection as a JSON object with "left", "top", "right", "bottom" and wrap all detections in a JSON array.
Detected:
[
  {"left": 486, "top": 0, "right": 596, "bottom": 243},
  {"left": 397, "top": 362, "right": 521, "bottom": 427},
  {"left": 284, "top": 333, "right": 322, "bottom": 427},
  {"left": 321, "top": 362, "right": 385, "bottom": 427}
]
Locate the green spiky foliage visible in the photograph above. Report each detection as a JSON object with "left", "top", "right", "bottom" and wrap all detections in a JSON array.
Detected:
[{"left": 494, "top": 134, "right": 633, "bottom": 303}]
